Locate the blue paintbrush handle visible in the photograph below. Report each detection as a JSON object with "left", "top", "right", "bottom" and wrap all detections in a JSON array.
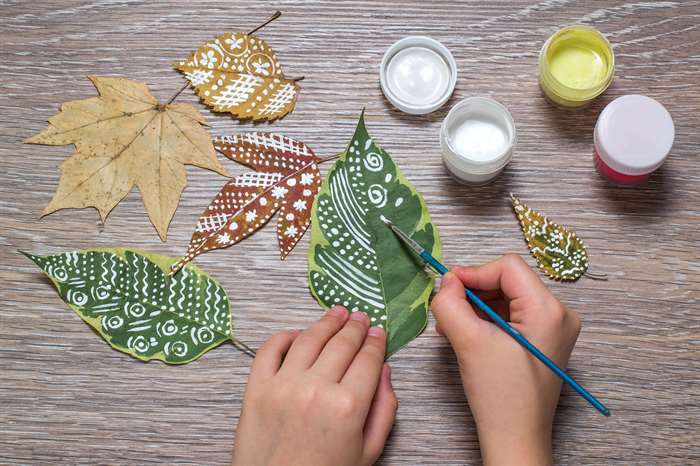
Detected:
[{"left": 420, "top": 250, "right": 610, "bottom": 417}]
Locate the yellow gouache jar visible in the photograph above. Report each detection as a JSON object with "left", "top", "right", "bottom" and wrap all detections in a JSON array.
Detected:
[{"left": 539, "top": 25, "right": 614, "bottom": 108}]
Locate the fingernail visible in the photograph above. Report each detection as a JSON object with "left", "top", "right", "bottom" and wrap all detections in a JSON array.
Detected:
[
  {"left": 441, "top": 272, "right": 455, "bottom": 288},
  {"left": 368, "top": 325, "right": 385, "bottom": 337},
  {"left": 350, "top": 311, "right": 368, "bottom": 322},
  {"left": 435, "top": 323, "right": 444, "bottom": 336},
  {"left": 327, "top": 306, "right": 348, "bottom": 319}
]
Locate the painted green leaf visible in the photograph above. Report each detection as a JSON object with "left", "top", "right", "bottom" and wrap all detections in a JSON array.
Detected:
[
  {"left": 23, "top": 248, "right": 231, "bottom": 364},
  {"left": 511, "top": 194, "right": 592, "bottom": 282},
  {"left": 308, "top": 112, "right": 442, "bottom": 356}
]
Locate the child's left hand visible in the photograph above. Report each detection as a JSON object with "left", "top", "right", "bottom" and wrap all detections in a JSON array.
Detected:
[{"left": 231, "top": 306, "right": 397, "bottom": 466}]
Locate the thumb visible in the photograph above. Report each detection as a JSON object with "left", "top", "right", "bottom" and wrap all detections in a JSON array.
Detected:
[{"left": 430, "top": 272, "right": 483, "bottom": 347}]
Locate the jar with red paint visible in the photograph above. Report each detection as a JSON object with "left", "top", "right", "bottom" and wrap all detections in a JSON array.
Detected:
[{"left": 594, "top": 95, "right": 674, "bottom": 185}]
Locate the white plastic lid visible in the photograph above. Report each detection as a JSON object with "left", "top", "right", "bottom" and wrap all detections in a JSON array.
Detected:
[
  {"left": 594, "top": 95, "right": 674, "bottom": 176},
  {"left": 380, "top": 36, "right": 457, "bottom": 115}
]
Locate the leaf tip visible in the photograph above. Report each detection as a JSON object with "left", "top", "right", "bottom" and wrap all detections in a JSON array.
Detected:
[
  {"left": 23, "top": 134, "right": 41, "bottom": 144},
  {"left": 19, "top": 250, "right": 40, "bottom": 265}
]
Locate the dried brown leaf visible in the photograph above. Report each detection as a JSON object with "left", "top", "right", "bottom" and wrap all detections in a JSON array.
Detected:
[{"left": 25, "top": 76, "right": 229, "bottom": 240}]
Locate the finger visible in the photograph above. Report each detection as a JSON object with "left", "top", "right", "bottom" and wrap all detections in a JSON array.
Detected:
[
  {"left": 282, "top": 305, "right": 349, "bottom": 370},
  {"left": 341, "top": 324, "right": 386, "bottom": 404},
  {"left": 311, "top": 311, "right": 371, "bottom": 381},
  {"left": 249, "top": 330, "right": 299, "bottom": 383},
  {"left": 452, "top": 255, "right": 549, "bottom": 302},
  {"left": 362, "top": 364, "right": 397, "bottom": 465},
  {"left": 430, "top": 271, "right": 487, "bottom": 347}
]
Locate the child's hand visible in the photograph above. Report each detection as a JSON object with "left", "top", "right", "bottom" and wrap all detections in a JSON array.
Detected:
[
  {"left": 232, "top": 307, "right": 396, "bottom": 466},
  {"left": 431, "top": 255, "right": 581, "bottom": 466}
]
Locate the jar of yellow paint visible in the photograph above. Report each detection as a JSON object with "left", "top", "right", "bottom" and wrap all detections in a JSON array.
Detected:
[{"left": 539, "top": 25, "right": 614, "bottom": 108}]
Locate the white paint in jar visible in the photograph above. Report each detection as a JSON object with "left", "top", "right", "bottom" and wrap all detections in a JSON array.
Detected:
[{"left": 441, "top": 97, "right": 516, "bottom": 184}]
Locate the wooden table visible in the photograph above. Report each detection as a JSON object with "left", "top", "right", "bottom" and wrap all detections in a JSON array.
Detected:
[{"left": 2, "top": 1, "right": 698, "bottom": 464}]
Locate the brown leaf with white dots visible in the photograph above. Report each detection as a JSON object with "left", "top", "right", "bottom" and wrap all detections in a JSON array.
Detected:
[
  {"left": 175, "top": 32, "right": 300, "bottom": 121},
  {"left": 171, "top": 133, "right": 322, "bottom": 274}
]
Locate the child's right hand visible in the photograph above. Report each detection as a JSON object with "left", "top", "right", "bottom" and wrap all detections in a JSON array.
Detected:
[{"left": 430, "top": 254, "right": 581, "bottom": 466}]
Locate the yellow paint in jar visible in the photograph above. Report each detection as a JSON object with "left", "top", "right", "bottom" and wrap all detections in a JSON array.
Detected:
[{"left": 539, "top": 26, "right": 614, "bottom": 108}]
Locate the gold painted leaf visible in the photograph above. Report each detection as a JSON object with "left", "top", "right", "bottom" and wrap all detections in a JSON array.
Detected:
[
  {"left": 175, "top": 32, "right": 300, "bottom": 121},
  {"left": 511, "top": 194, "right": 590, "bottom": 282},
  {"left": 25, "top": 76, "right": 229, "bottom": 241}
]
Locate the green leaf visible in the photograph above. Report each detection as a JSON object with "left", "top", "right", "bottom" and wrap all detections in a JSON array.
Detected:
[
  {"left": 308, "top": 112, "right": 442, "bottom": 355},
  {"left": 23, "top": 248, "right": 232, "bottom": 364},
  {"left": 511, "top": 194, "right": 589, "bottom": 281}
]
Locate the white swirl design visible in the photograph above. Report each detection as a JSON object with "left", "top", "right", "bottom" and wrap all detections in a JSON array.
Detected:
[
  {"left": 367, "top": 184, "right": 388, "bottom": 208},
  {"left": 91, "top": 285, "right": 110, "bottom": 301},
  {"left": 130, "top": 335, "right": 150, "bottom": 354},
  {"left": 363, "top": 152, "right": 383, "bottom": 172},
  {"left": 126, "top": 302, "right": 146, "bottom": 318},
  {"left": 104, "top": 315, "right": 124, "bottom": 330},
  {"left": 161, "top": 319, "right": 178, "bottom": 336},
  {"left": 197, "top": 327, "right": 215, "bottom": 344},
  {"left": 68, "top": 289, "right": 88, "bottom": 306},
  {"left": 171, "top": 341, "right": 188, "bottom": 357},
  {"left": 53, "top": 267, "right": 68, "bottom": 282}
]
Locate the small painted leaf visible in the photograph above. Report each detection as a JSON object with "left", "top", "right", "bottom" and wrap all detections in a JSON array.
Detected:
[
  {"left": 308, "top": 111, "right": 442, "bottom": 356},
  {"left": 511, "top": 194, "right": 589, "bottom": 281},
  {"left": 23, "top": 248, "right": 232, "bottom": 364},
  {"left": 175, "top": 32, "right": 299, "bottom": 121},
  {"left": 171, "top": 133, "right": 322, "bottom": 273}
]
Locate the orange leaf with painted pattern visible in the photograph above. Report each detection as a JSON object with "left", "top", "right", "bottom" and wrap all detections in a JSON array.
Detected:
[
  {"left": 171, "top": 133, "right": 323, "bottom": 274},
  {"left": 175, "top": 30, "right": 300, "bottom": 122}
]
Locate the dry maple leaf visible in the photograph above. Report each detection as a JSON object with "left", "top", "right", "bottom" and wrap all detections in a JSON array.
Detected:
[
  {"left": 175, "top": 32, "right": 300, "bottom": 122},
  {"left": 25, "top": 76, "right": 230, "bottom": 241},
  {"left": 171, "top": 133, "right": 322, "bottom": 274}
]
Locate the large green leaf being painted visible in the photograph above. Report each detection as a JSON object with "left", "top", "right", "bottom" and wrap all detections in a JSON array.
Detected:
[
  {"left": 23, "top": 248, "right": 231, "bottom": 364},
  {"left": 308, "top": 112, "right": 442, "bottom": 355}
]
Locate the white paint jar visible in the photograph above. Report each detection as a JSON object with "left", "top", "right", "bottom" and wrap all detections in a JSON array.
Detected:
[
  {"left": 440, "top": 97, "right": 516, "bottom": 184},
  {"left": 380, "top": 36, "right": 457, "bottom": 114}
]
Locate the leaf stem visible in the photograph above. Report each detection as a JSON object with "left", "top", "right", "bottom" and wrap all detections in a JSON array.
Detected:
[
  {"left": 231, "top": 337, "right": 257, "bottom": 358},
  {"left": 166, "top": 11, "right": 284, "bottom": 106},
  {"left": 248, "top": 10, "right": 282, "bottom": 35},
  {"left": 319, "top": 153, "right": 342, "bottom": 163},
  {"left": 584, "top": 271, "right": 609, "bottom": 281},
  {"left": 165, "top": 82, "right": 190, "bottom": 106}
]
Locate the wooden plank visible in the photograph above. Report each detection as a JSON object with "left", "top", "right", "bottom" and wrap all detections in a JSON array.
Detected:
[{"left": 1, "top": 1, "right": 698, "bottom": 464}]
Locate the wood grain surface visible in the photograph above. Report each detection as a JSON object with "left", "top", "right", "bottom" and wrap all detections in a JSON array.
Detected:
[{"left": 1, "top": 1, "right": 699, "bottom": 464}]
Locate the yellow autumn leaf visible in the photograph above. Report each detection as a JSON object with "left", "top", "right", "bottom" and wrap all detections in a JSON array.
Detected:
[
  {"left": 25, "top": 76, "right": 230, "bottom": 241},
  {"left": 175, "top": 32, "right": 300, "bottom": 121}
]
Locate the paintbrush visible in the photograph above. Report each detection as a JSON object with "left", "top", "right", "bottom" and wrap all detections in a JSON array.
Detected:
[{"left": 381, "top": 217, "right": 610, "bottom": 417}]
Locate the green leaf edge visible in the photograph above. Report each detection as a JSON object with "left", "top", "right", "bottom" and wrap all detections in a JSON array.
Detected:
[
  {"left": 306, "top": 111, "right": 443, "bottom": 356},
  {"left": 20, "top": 247, "right": 233, "bottom": 365}
]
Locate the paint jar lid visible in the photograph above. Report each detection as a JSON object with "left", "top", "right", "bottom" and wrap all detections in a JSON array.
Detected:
[
  {"left": 380, "top": 36, "right": 457, "bottom": 115},
  {"left": 441, "top": 97, "right": 516, "bottom": 181},
  {"left": 594, "top": 95, "right": 674, "bottom": 176}
]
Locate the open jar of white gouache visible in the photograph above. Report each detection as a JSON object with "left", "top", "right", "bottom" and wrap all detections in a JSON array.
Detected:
[{"left": 440, "top": 97, "right": 516, "bottom": 184}]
